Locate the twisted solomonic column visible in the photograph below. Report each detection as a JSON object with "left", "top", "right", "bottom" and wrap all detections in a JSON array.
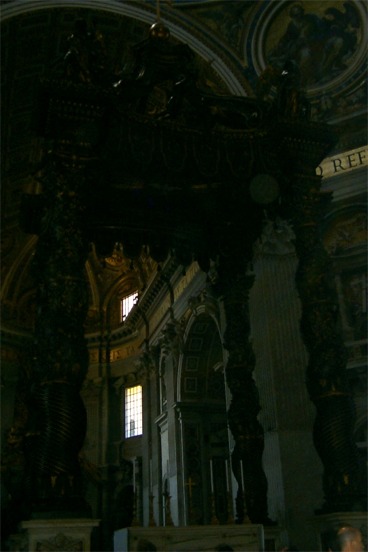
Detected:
[
  {"left": 265, "top": 70, "right": 366, "bottom": 512},
  {"left": 22, "top": 72, "right": 109, "bottom": 516},
  {"left": 288, "top": 167, "right": 366, "bottom": 513},
  {"left": 282, "top": 153, "right": 366, "bottom": 512},
  {"left": 24, "top": 150, "right": 91, "bottom": 516},
  {"left": 214, "top": 252, "right": 274, "bottom": 525}
]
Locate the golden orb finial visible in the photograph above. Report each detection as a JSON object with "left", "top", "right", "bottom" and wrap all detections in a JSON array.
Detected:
[{"left": 149, "top": 21, "right": 170, "bottom": 40}]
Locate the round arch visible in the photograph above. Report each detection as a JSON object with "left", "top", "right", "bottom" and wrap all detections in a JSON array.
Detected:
[
  {"left": 176, "top": 311, "right": 230, "bottom": 525},
  {"left": 0, "top": 0, "right": 249, "bottom": 96},
  {"left": 178, "top": 312, "right": 224, "bottom": 404}
]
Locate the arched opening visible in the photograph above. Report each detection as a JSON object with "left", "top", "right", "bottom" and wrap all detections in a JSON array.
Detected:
[{"left": 178, "top": 313, "right": 229, "bottom": 525}]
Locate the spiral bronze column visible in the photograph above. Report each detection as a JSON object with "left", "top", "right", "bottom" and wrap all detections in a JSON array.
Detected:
[
  {"left": 215, "top": 251, "right": 273, "bottom": 525},
  {"left": 23, "top": 80, "right": 109, "bottom": 516},
  {"left": 24, "top": 149, "right": 90, "bottom": 516},
  {"left": 288, "top": 167, "right": 366, "bottom": 513}
]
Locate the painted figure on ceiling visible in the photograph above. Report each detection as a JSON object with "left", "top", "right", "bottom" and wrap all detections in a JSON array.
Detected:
[{"left": 268, "top": 1, "right": 360, "bottom": 86}]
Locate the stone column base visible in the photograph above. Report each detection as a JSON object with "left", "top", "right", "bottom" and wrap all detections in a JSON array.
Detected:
[{"left": 16, "top": 518, "right": 100, "bottom": 551}]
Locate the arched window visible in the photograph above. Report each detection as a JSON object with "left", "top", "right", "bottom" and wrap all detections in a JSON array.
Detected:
[{"left": 120, "top": 291, "right": 138, "bottom": 323}]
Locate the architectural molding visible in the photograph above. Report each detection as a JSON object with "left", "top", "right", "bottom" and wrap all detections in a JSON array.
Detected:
[
  {"left": 0, "top": 0, "right": 248, "bottom": 96},
  {"left": 254, "top": 218, "right": 296, "bottom": 258}
]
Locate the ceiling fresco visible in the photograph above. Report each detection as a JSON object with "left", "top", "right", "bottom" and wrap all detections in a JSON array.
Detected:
[
  {"left": 262, "top": 1, "right": 363, "bottom": 86},
  {"left": 246, "top": 1, "right": 367, "bottom": 118},
  {"left": 155, "top": 0, "right": 367, "bottom": 121}
]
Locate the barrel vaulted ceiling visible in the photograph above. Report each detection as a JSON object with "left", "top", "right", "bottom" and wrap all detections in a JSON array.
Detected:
[{"left": 1, "top": 0, "right": 367, "bottom": 340}]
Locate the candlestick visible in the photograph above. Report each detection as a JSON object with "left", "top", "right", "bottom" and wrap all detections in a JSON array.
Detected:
[
  {"left": 240, "top": 459, "right": 245, "bottom": 491},
  {"left": 209, "top": 458, "right": 214, "bottom": 493},
  {"left": 225, "top": 459, "right": 230, "bottom": 492},
  {"left": 133, "top": 458, "right": 136, "bottom": 493},
  {"left": 149, "top": 493, "right": 155, "bottom": 527},
  {"left": 164, "top": 490, "right": 174, "bottom": 526},
  {"left": 210, "top": 492, "right": 219, "bottom": 525}
]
